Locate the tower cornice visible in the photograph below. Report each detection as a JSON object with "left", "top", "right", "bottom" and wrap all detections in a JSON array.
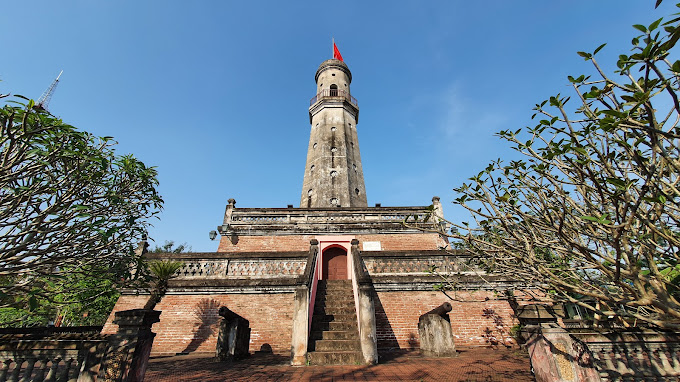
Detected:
[{"left": 308, "top": 98, "right": 359, "bottom": 124}]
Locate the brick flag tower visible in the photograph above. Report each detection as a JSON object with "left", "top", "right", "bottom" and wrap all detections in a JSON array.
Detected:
[
  {"left": 103, "top": 51, "right": 520, "bottom": 365},
  {"left": 301, "top": 59, "right": 366, "bottom": 208}
]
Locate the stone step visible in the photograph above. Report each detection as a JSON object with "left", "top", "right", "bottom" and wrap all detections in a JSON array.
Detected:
[
  {"left": 314, "top": 299, "right": 354, "bottom": 306},
  {"left": 314, "top": 305, "right": 355, "bottom": 315},
  {"left": 307, "top": 351, "right": 363, "bottom": 365},
  {"left": 310, "top": 330, "right": 357, "bottom": 341},
  {"left": 318, "top": 280, "right": 352, "bottom": 285},
  {"left": 315, "top": 339, "right": 361, "bottom": 352},
  {"left": 318, "top": 283, "right": 352, "bottom": 288},
  {"left": 316, "top": 292, "right": 353, "bottom": 298},
  {"left": 313, "top": 313, "right": 356, "bottom": 323},
  {"left": 313, "top": 302, "right": 354, "bottom": 310},
  {"left": 311, "top": 320, "right": 357, "bottom": 332},
  {"left": 317, "top": 284, "right": 353, "bottom": 290}
]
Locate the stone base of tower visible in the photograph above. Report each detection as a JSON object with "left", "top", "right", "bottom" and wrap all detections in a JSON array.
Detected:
[
  {"left": 103, "top": 202, "right": 525, "bottom": 359},
  {"left": 103, "top": 288, "right": 518, "bottom": 357}
]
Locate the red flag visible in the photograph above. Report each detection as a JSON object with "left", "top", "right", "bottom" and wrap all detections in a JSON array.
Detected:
[{"left": 333, "top": 42, "right": 344, "bottom": 61}]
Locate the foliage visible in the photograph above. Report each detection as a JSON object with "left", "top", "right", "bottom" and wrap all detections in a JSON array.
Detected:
[
  {"left": 0, "top": 268, "right": 120, "bottom": 327},
  {"left": 150, "top": 240, "right": 192, "bottom": 253},
  {"left": 444, "top": 6, "right": 680, "bottom": 327},
  {"left": 143, "top": 259, "right": 184, "bottom": 310},
  {"left": 509, "top": 324, "right": 523, "bottom": 341},
  {"left": 0, "top": 95, "right": 163, "bottom": 313}
]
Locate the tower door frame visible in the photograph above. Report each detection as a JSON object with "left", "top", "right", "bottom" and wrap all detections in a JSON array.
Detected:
[{"left": 316, "top": 235, "right": 354, "bottom": 280}]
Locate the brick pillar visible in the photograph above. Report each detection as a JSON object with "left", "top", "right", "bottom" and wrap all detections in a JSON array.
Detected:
[{"left": 101, "top": 309, "right": 161, "bottom": 382}]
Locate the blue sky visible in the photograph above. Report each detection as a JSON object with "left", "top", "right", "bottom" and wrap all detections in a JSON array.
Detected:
[{"left": 0, "top": 1, "right": 675, "bottom": 251}]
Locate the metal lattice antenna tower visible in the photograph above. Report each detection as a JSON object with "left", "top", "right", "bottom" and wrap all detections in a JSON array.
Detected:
[{"left": 36, "top": 70, "right": 63, "bottom": 111}]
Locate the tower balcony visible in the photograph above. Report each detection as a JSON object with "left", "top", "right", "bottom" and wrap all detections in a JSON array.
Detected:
[{"left": 310, "top": 89, "right": 358, "bottom": 107}]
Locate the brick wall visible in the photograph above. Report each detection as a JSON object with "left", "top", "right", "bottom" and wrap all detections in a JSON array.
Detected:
[
  {"left": 103, "top": 293, "right": 294, "bottom": 356},
  {"left": 374, "top": 291, "right": 517, "bottom": 349},
  {"left": 356, "top": 233, "right": 445, "bottom": 251},
  {"left": 217, "top": 233, "right": 443, "bottom": 252}
]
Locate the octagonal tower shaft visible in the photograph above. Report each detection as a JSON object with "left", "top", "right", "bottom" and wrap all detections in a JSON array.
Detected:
[{"left": 300, "top": 59, "right": 367, "bottom": 208}]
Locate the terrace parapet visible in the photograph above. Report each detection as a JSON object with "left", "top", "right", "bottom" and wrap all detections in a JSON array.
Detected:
[{"left": 217, "top": 206, "right": 438, "bottom": 236}]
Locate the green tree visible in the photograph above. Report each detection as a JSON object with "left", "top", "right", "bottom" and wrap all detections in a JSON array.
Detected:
[
  {"left": 0, "top": 95, "right": 163, "bottom": 314},
  {"left": 444, "top": 4, "right": 680, "bottom": 327},
  {"left": 142, "top": 260, "right": 184, "bottom": 310}
]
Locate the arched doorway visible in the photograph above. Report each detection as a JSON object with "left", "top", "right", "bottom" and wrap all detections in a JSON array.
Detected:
[
  {"left": 329, "top": 84, "right": 338, "bottom": 97},
  {"left": 322, "top": 247, "right": 347, "bottom": 280}
]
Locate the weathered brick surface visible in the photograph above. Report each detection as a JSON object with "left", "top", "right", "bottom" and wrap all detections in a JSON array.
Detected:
[
  {"left": 103, "top": 294, "right": 294, "bottom": 356},
  {"left": 356, "top": 233, "right": 446, "bottom": 251},
  {"left": 218, "top": 235, "right": 313, "bottom": 252},
  {"left": 374, "top": 291, "right": 517, "bottom": 349},
  {"left": 217, "top": 233, "right": 443, "bottom": 252}
]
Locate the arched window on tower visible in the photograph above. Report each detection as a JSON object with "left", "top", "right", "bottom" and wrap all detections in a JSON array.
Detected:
[{"left": 330, "top": 84, "right": 338, "bottom": 97}]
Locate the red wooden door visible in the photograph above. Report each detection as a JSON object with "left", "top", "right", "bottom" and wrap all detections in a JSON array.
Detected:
[{"left": 322, "top": 247, "right": 347, "bottom": 280}]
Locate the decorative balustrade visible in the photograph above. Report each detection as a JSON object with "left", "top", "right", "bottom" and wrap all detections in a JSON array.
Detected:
[
  {"left": 310, "top": 89, "right": 358, "bottom": 107},
  {"left": 0, "top": 332, "right": 108, "bottom": 381},
  {"left": 0, "top": 310, "right": 159, "bottom": 382},
  {"left": 568, "top": 330, "right": 680, "bottom": 381},
  {"left": 145, "top": 253, "right": 308, "bottom": 281},
  {"left": 220, "top": 206, "right": 436, "bottom": 235},
  {"left": 362, "top": 251, "right": 487, "bottom": 276}
]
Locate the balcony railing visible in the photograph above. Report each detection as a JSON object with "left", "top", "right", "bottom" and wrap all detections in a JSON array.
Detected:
[{"left": 310, "top": 89, "right": 358, "bottom": 107}]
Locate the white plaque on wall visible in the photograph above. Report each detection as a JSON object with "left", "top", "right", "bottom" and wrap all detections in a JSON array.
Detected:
[{"left": 363, "top": 241, "right": 382, "bottom": 251}]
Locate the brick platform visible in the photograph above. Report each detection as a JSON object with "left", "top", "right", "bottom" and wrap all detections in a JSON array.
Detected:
[{"left": 145, "top": 347, "right": 534, "bottom": 381}]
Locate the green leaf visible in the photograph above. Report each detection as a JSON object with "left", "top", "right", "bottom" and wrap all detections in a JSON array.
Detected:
[
  {"left": 593, "top": 43, "right": 607, "bottom": 55},
  {"left": 672, "top": 60, "right": 680, "bottom": 73},
  {"left": 633, "top": 24, "right": 647, "bottom": 33},
  {"left": 649, "top": 18, "right": 663, "bottom": 31},
  {"left": 605, "top": 178, "right": 626, "bottom": 189},
  {"left": 577, "top": 51, "right": 592, "bottom": 60},
  {"left": 28, "top": 296, "right": 38, "bottom": 312}
]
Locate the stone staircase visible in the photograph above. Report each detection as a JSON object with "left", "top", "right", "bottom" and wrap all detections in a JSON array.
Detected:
[{"left": 308, "top": 280, "right": 363, "bottom": 365}]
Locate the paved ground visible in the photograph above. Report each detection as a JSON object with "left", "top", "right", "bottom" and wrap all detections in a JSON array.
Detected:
[{"left": 145, "top": 347, "right": 535, "bottom": 381}]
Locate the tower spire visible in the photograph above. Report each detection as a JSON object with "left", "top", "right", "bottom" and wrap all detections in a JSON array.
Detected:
[{"left": 36, "top": 70, "right": 63, "bottom": 111}]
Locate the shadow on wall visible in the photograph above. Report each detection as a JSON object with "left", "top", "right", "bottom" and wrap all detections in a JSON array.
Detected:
[
  {"left": 373, "top": 292, "right": 400, "bottom": 350},
  {"left": 257, "top": 344, "right": 272, "bottom": 354},
  {"left": 481, "top": 308, "right": 512, "bottom": 348},
  {"left": 181, "top": 298, "right": 222, "bottom": 354}
]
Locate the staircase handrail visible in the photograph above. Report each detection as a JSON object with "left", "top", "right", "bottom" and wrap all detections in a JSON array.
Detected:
[
  {"left": 350, "top": 239, "right": 371, "bottom": 285},
  {"left": 298, "top": 239, "right": 320, "bottom": 288},
  {"left": 291, "top": 239, "right": 321, "bottom": 365},
  {"left": 350, "top": 239, "right": 378, "bottom": 363}
]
